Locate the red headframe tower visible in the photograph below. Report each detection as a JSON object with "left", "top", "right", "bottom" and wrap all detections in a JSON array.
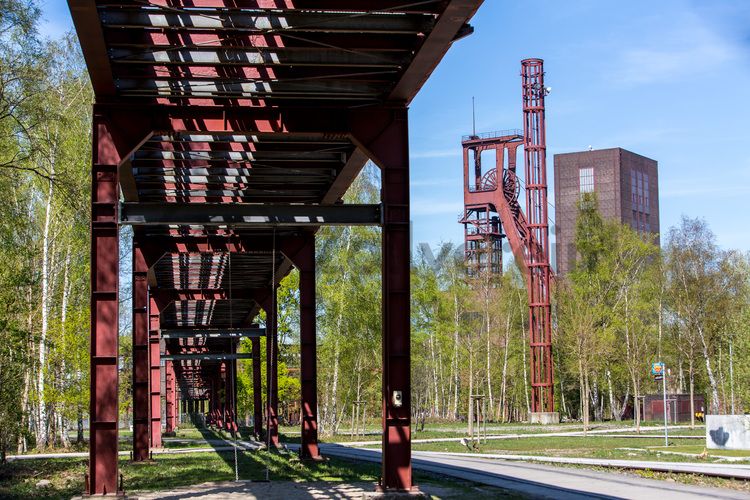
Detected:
[{"left": 460, "top": 59, "right": 556, "bottom": 421}]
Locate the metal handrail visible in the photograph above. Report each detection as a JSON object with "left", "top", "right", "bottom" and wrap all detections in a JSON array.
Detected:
[{"left": 462, "top": 129, "right": 523, "bottom": 141}]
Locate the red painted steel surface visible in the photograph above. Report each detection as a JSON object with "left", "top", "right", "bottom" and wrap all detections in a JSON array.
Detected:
[
  {"left": 458, "top": 60, "right": 555, "bottom": 416},
  {"left": 353, "top": 109, "right": 413, "bottom": 491},
  {"left": 89, "top": 115, "right": 121, "bottom": 495},
  {"left": 522, "top": 59, "right": 554, "bottom": 414},
  {"left": 132, "top": 246, "right": 150, "bottom": 460},
  {"left": 165, "top": 360, "right": 175, "bottom": 433},
  {"left": 264, "top": 294, "right": 280, "bottom": 448},
  {"left": 71, "top": 0, "right": 483, "bottom": 493},
  {"left": 296, "top": 235, "right": 320, "bottom": 459},
  {"left": 460, "top": 133, "right": 523, "bottom": 275},
  {"left": 148, "top": 296, "right": 162, "bottom": 448},
  {"left": 252, "top": 336, "right": 263, "bottom": 436}
]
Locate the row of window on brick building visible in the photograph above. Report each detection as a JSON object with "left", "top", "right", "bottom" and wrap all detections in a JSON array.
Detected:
[{"left": 578, "top": 166, "right": 651, "bottom": 233}]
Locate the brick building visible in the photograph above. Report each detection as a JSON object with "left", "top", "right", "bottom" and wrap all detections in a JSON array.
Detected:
[{"left": 553, "top": 148, "right": 659, "bottom": 275}]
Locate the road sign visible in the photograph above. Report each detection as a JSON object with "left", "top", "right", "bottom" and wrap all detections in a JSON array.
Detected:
[{"left": 651, "top": 362, "right": 665, "bottom": 377}]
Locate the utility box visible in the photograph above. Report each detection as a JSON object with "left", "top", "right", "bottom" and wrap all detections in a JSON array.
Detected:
[{"left": 706, "top": 415, "right": 750, "bottom": 450}]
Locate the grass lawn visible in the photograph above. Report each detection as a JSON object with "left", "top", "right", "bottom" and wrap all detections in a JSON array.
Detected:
[
  {"left": 407, "top": 435, "right": 746, "bottom": 463},
  {"left": 648, "top": 444, "right": 750, "bottom": 459},
  {"left": 302, "top": 421, "right": 706, "bottom": 443},
  {"left": 0, "top": 451, "right": 379, "bottom": 499},
  {"left": 0, "top": 448, "right": 518, "bottom": 499}
]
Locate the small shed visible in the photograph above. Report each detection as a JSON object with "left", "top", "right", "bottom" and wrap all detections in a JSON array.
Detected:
[{"left": 642, "top": 393, "right": 705, "bottom": 423}]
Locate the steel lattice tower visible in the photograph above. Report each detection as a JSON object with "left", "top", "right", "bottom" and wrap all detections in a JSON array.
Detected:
[
  {"left": 459, "top": 59, "right": 555, "bottom": 418},
  {"left": 522, "top": 59, "right": 554, "bottom": 415}
]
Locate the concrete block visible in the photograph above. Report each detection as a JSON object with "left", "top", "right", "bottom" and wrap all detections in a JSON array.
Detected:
[
  {"left": 706, "top": 415, "right": 750, "bottom": 450},
  {"left": 530, "top": 412, "right": 560, "bottom": 425}
]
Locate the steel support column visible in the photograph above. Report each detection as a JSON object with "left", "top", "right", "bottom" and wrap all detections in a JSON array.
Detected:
[
  {"left": 88, "top": 115, "right": 121, "bottom": 495},
  {"left": 298, "top": 234, "right": 320, "bottom": 459},
  {"left": 132, "top": 245, "right": 149, "bottom": 461},
  {"left": 357, "top": 109, "right": 413, "bottom": 491},
  {"left": 251, "top": 336, "right": 263, "bottom": 436},
  {"left": 165, "top": 360, "right": 175, "bottom": 434},
  {"left": 148, "top": 296, "right": 162, "bottom": 448},
  {"left": 230, "top": 352, "right": 238, "bottom": 434},
  {"left": 265, "top": 292, "right": 280, "bottom": 447},
  {"left": 522, "top": 59, "right": 554, "bottom": 415}
]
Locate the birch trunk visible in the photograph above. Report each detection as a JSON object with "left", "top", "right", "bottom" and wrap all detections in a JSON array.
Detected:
[
  {"left": 500, "top": 312, "right": 510, "bottom": 423},
  {"left": 467, "top": 342, "right": 474, "bottom": 437},
  {"left": 697, "top": 326, "right": 720, "bottom": 413},
  {"left": 606, "top": 370, "right": 620, "bottom": 421},
  {"left": 619, "top": 385, "right": 630, "bottom": 421},
  {"left": 36, "top": 175, "right": 54, "bottom": 448},
  {"left": 729, "top": 340, "right": 736, "bottom": 414},
  {"left": 330, "top": 336, "right": 340, "bottom": 434},
  {"left": 57, "top": 246, "right": 71, "bottom": 447},
  {"left": 519, "top": 291, "right": 530, "bottom": 417},
  {"left": 689, "top": 359, "right": 695, "bottom": 429},
  {"left": 451, "top": 292, "right": 460, "bottom": 419},
  {"left": 485, "top": 301, "right": 493, "bottom": 420},
  {"left": 579, "top": 358, "right": 589, "bottom": 433},
  {"left": 428, "top": 327, "right": 439, "bottom": 417}
]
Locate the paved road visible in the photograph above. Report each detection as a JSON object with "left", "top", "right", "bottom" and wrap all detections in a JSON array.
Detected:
[{"left": 310, "top": 444, "right": 750, "bottom": 499}]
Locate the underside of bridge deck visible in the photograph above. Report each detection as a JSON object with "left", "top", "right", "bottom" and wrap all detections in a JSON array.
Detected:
[{"left": 69, "top": 0, "right": 483, "bottom": 494}]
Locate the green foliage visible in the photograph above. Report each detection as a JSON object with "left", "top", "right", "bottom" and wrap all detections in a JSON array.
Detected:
[{"left": 0, "top": 4, "right": 92, "bottom": 454}]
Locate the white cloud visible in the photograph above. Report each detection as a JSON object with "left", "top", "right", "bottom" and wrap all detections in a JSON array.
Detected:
[{"left": 609, "top": 13, "right": 740, "bottom": 86}]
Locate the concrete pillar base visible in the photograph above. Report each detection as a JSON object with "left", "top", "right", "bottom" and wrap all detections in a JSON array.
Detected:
[{"left": 530, "top": 412, "right": 560, "bottom": 425}]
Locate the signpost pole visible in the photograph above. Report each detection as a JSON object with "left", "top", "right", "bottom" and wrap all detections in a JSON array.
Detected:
[{"left": 661, "top": 364, "right": 669, "bottom": 446}]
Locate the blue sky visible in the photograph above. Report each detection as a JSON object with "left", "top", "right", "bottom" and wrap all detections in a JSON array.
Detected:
[{"left": 41, "top": 0, "right": 750, "bottom": 253}]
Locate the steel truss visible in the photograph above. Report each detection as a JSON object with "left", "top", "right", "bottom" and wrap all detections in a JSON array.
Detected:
[
  {"left": 72, "top": 0, "right": 483, "bottom": 494},
  {"left": 459, "top": 59, "right": 554, "bottom": 416}
]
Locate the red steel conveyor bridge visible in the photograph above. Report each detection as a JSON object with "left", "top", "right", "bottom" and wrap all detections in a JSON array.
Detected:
[{"left": 68, "top": 0, "right": 483, "bottom": 495}]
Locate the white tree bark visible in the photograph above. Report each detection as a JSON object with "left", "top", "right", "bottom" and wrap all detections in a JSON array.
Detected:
[
  {"left": 428, "top": 326, "right": 439, "bottom": 417},
  {"left": 451, "top": 292, "right": 460, "bottom": 419},
  {"left": 518, "top": 291, "right": 530, "bottom": 417},
  {"left": 500, "top": 312, "right": 511, "bottom": 422},
  {"left": 485, "top": 297, "right": 493, "bottom": 420},
  {"left": 36, "top": 175, "right": 54, "bottom": 448},
  {"left": 698, "top": 326, "right": 720, "bottom": 414},
  {"left": 57, "top": 245, "right": 71, "bottom": 447}
]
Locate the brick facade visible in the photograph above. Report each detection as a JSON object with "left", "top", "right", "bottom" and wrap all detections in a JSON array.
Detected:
[{"left": 553, "top": 148, "right": 659, "bottom": 275}]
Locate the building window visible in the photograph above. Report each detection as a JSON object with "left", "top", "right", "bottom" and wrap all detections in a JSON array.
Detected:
[
  {"left": 579, "top": 167, "right": 594, "bottom": 194},
  {"left": 630, "top": 169, "right": 651, "bottom": 215}
]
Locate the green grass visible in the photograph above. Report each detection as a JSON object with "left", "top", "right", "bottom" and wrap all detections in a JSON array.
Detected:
[
  {"left": 0, "top": 450, "right": 518, "bottom": 500},
  {"left": 0, "top": 451, "right": 379, "bottom": 499},
  {"left": 307, "top": 420, "right": 706, "bottom": 443},
  {"left": 648, "top": 444, "right": 750, "bottom": 459},
  {"left": 408, "top": 435, "right": 743, "bottom": 463}
]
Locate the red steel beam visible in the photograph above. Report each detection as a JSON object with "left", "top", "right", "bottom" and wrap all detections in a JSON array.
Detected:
[
  {"left": 263, "top": 292, "right": 280, "bottom": 448},
  {"left": 149, "top": 295, "right": 163, "bottom": 448},
  {"left": 132, "top": 245, "right": 150, "bottom": 461},
  {"left": 165, "top": 360, "right": 175, "bottom": 434},
  {"left": 68, "top": 0, "right": 116, "bottom": 97},
  {"left": 389, "top": 0, "right": 483, "bottom": 103},
  {"left": 295, "top": 234, "right": 320, "bottom": 459},
  {"left": 252, "top": 336, "right": 263, "bottom": 437},
  {"left": 88, "top": 114, "right": 121, "bottom": 495},
  {"left": 352, "top": 107, "right": 413, "bottom": 491}
]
